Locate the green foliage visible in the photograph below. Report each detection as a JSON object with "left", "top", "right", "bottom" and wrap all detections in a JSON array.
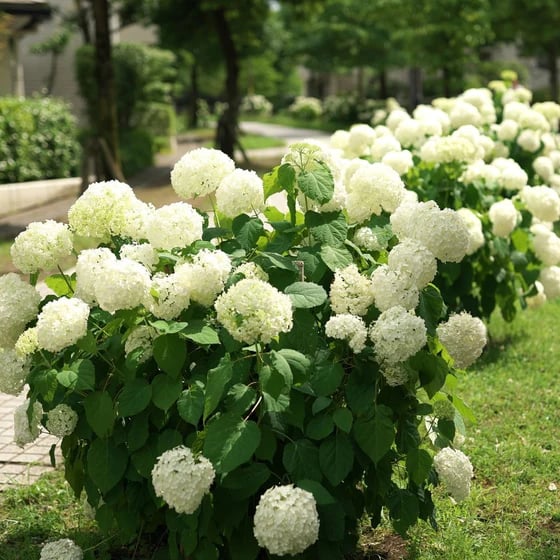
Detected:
[{"left": 0, "top": 96, "right": 80, "bottom": 183}]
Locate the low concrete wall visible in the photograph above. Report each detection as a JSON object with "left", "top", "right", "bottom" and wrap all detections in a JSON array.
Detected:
[{"left": 0, "top": 177, "right": 81, "bottom": 218}]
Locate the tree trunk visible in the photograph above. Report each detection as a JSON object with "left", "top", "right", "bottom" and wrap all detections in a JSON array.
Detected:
[
  {"left": 213, "top": 7, "right": 239, "bottom": 158},
  {"left": 74, "top": 0, "right": 92, "bottom": 44},
  {"left": 442, "top": 66, "right": 451, "bottom": 98},
  {"left": 378, "top": 69, "right": 388, "bottom": 99},
  {"left": 188, "top": 62, "right": 199, "bottom": 129},
  {"left": 547, "top": 42, "right": 559, "bottom": 104},
  {"left": 90, "top": 0, "right": 123, "bottom": 180},
  {"left": 408, "top": 67, "right": 423, "bottom": 110}
]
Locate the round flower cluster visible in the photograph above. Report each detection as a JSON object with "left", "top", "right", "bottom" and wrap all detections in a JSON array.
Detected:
[
  {"left": 40, "top": 538, "right": 83, "bottom": 560},
  {"left": 215, "top": 278, "right": 293, "bottom": 344},
  {"left": 387, "top": 239, "right": 437, "bottom": 289},
  {"left": 0, "top": 348, "right": 29, "bottom": 395},
  {"left": 380, "top": 362, "right": 411, "bottom": 387},
  {"left": 216, "top": 168, "right": 265, "bottom": 217},
  {"left": 74, "top": 248, "right": 116, "bottom": 305},
  {"left": 436, "top": 312, "right": 487, "bottom": 369},
  {"left": 145, "top": 202, "right": 203, "bottom": 250},
  {"left": 433, "top": 447, "right": 474, "bottom": 502},
  {"left": 330, "top": 264, "right": 375, "bottom": 316},
  {"left": 119, "top": 243, "right": 159, "bottom": 270},
  {"left": 233, "top": 262, "right": 268, "bottom": 281},
  {"left": 151, "top": 446, "right": 215, "bottom": 515},
  {"left": 538, "top": 266, "right": 560, "bottom": 299},
  {"left": 144, "top": 272, "right": 190, "bottom": 320},
  {"left": 456, "top": 208, "right": 485, "bottom": 255},
  {"left": 369, "top": 306, "right": 427, "bottom": 364},
  {"left": 171, "top": 147, "right": 235, "bottom": 199},
  {"left": 14, "top": 327, "right": 38, "bottom": 357},
  {"left": 253, "top": 484, "right": 320, "bottom": 556},
  {"left": 520, "top": 185, "right": 560, "bottom": 222},
  {"left": 14, "top": 399, "right": 43, "bottom": 447},
  {"left": 45, "top": 404, "right": 78, "bottom": 437},
  {"left": 124, "top": 325, "right": 158, "bottom": 363},
  {"left": 488, "top": 199, "right": 519, "bottom": 237},
  {"left": 371, "top": 265, "right": 419, "bottom": 312},
  {"left": 325, "top": 313, "right": 368, "bottom": 353},
  {"left": 10, "top": 220, "right": 73, "bottom": 274},
  {"left": 531, "top": 224, "right": 560, "bottom": 266},
  {"left": 419, "top": 134, "right": 479, "bottom": 164},
  {"left": 381, "top": 148, "right": 414, "bottom": 175},
  {"left": 353, "top": 227, "right": 385, "bottom": 252},
  {"left": 491, "top": 158, "right": 528, "bottom": 191},
  {"left": 36, "top": 297, "right": 90, "bottom": 353},
  {"left": 0, "top": 273, "right": 41, "bottom": 347}
]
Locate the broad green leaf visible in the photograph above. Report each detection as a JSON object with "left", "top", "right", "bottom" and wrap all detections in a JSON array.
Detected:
[
  {"left": 203, "top": 413, "right": 261, "bottom": 474},
  {"left": 410, "top": 351, "right": 449, "bottom": 398},
  {"left": 84, "top": 391, "right": 114, "bottom": 438},
  {"left": 353, "top": 405, "right": 394, "bottom": 463},
  {"left": 332, "top": 408, "right": 353, "bottom": 433},
  {"left": 76, "top": 331, "right": 97, "bottom": 354},
  {"left": 284, "top": 281, "right": 327, "bottom": 309},
  {"left": 87, "top": 438, "right": 127, "bottom": 493},
  {"left": 306, "top": 414, "right": 334, "bottom": 440},
  {"left": 406, "top": 448, "right": 433, "bottom": 486},
  {"left": 388, "top": 489, "right": 420, "bottom": 536},
  {"left": 296, "top": 247, "right": 327, "bottom": 283},
  {"left": 319, "top": 432, "right": 354, "bottom": 486},
  {"left": 254, "top": 252, "right": 299, "bottom": 273},
  {"left": 57, "top": 359, "right": 95, "bottom": 391},
  {"left": 127, "top": 412, "right": 149, "bottom": 452},
  {"left": 305, "top": 211, "right": 348, "bottom": 247},
  {"left": 182, "top": 321, "right": 220, "bottom": 345},
  {"left": 204, "top": 357, "right": 234, "bottom": 421},
  {"left": 276, "top": 348, "right": 311, "bottom": 383},
  {"left": 118, "top": 378, "right": 152, "bottom": 417},
  {"left": 149, "top": 320, "right": 189, "bottom": 334},
  {"left": 312, "top": 396, "right": 332, "bottom": 415},
  {"left": 417, "top": 284, "right": 446, "bottom": 336},
  {"left": 153, "top": 334, "right": 186, "bottom": 378},
  {"left": 232, "top": 215, "right": 265, "bottom": 250},
  {"left": 297, "top": 479, "right": 336, "bottom": 505},
  {"left": 297, "top": 165, "right": 334, "bottom": 204},
  {"left": 221, "top": 463, "right": 271, "bottom": 499},
  {"left": 283, "top": 439, "right": 322, "bottom": 481},
  {"left": 45, "top": 273, "right": 75, "bottom": 297},
  {"left": 263, "top": 163, "right": 295, "bottom": 200},
  {"left": 224, "top": 383, "right": 256, "bottom": 416},
  {"left": 177, "top": 382, "right": 205, "bottom": 426},
  {"left": 262, "top": 392, "right": 290, "bottom": 413},
  {"left": 278, "top": 162, "right": 296, "bottom": 191},
  {"left": 151, "top": 374, "right": 182, "bottom": 411},
  {"left": 268, "top": 350, "right": 293, "bottom": 388},
  {"left": 320, "top": 245, "right": 353, "bottom": 271},
  {"left": 310, "top": 361, "right": 344, "bottom": 397}
]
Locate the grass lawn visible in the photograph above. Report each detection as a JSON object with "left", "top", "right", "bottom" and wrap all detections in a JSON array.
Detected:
[{"left": 1, "top": 301, "right": 559, "bottom": 559}]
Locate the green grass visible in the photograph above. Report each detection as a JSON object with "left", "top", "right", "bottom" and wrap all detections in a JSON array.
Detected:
[
  {"left": 1, "top": 303, "right": 559, "bottom": 559},
  {"left": 201, "top": 132, "right": 285, "bottom": 151}
]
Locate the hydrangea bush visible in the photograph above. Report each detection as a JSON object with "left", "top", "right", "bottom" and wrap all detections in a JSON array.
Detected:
[
  {"left": 330, "top": 77, "right": 560, "bottom": 321},
  {"left": 2, "top": 145, "right": 487, "bottom": 559}
]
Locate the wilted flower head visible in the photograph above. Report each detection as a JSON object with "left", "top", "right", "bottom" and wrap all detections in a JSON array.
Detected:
[
  {"left": 253, "top": 484, "right": 320, "bottom": 556},
  {"left": 0, "top": 348, "right": 29, "bottom": 395},
  {"left": 46, "top": 404, "right": 78, "bottom": 437},
  {"left": 14, "top": 399, "right": 42, "bottom": 447},
  {"left": 433, "top": 447, "right": 474, "bottom": 502},
  {"left": 40, "top": 538, "right": 83, "bottom": 560}
]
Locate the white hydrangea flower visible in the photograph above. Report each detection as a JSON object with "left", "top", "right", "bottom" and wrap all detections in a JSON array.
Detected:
[
  {"left": 346, "top": 162, "right": 406, "bottom": 223},
  {"left": 120, "top": 243, "right": 159, "bottom": 270},
  {"left": 371, "top": 265, "right": 419, "bottom": 312},
  {"left": 517, "top": 129, "right": 541, "bottom": 152},
  {"left": 386, "top": 108, "right": 411, "bottom": 132},
  {"left": 345, "top": 123, "right": 376, "bottom": 157},
  {"left": 503, "top": 100, "right": 530, "bottom": 121},
  {"left": 520, "top": 185, "right": 560, "bottom": 222},
  {"left": 525, "top": 280, "right": 547, "bottom": 308},
  {"left": 387, "top": 239, "right": 437, "bottom": 289},
  {"left": 436, "top": 312, "right": 487, "bottom": 369},
  {"left": 330, "top": 129, "right": 350, "bottom": 150},
  {"left": 369, "top": 306, "right": 427, "bottom": 364},
  {"left": 518, "top": 108, "right": 550, "bottom": 132},
  {"left": 145, "top": 202, "right": 203, "bottom": 250},
  {"left": 151, "top": 445, "right": 215, "bottom": 514},
  {"left": 215, "top": 278, "right": 293, "bottom": 345},
  {"left": 353, "top": 227, "right": 384, "bottom": 252},
  {"left": 68, "top": 180, "right": 145, "bottom": 241},
  {"left": 325, "top": 313, "right": 368, "bottom": 353},
  {"left": 36, "top": 297, "right": 90, "bottom": 353},
  {"left": 40, "top": 538, "right": 83, "bottom": 560},
  {"left": 433, "top": 447, "right": 474, "bottom": 502},
  {"left": 94, "top": 258, "right": 151, "bottom": 314},
  {"left": 14, "top": 327, "right": 39, "bottom": 357},
  {"left": 0, "top": 273, "right": 41, "bottom": 348},
  {"left": 14, "top": 399, "right": 43, "bottom": 447},
  {"left": 380, "top": 362, "right": 410, "bottom": 386},
  {"left": 330, "top": 264, "right": 375, "bottom": 316},
  {"left": 253, "top": 484, "right": 320, "bottom": 556},
  {"left": 233, "top": 262, "right": 269, "bottom": 281},
  {"left": 456, "top": 208, "right": 485, "bottom": 255},
  {"left": 488, "top": 199, "right": 519, "bottom": 237},
  {"left": 531, "top": 224, "right": 560, "bottom": 266},
  {"left": 538, "top": 266, "right": 560, "bottom": 299},
  {"left": 124, "top": 325, "right": 158, "bottom": 362},
  {"left": 495, "top": 119, "right": 519, "bottom": 142},
  {"left": 533, "top": 156, "right": 555, "bottom": 181},
  {"left": 502, "top": 86, "right": 532, "bottom": 104},
  {"left": 175, "top": 249, "right": 232, "bottom": 307},
  {"left": 216, "top": 168, "right": 265, "bottom": 217},
  {"left": 45, "top": 404, "right": 78, "bottom": 437},
  {"left": 10, "top": 220, "right": 73, "bottom": 274},
  {"left": 144, "top": 272, "right": 190, "bottom": 320},
  {"left": 0, "top": 348, "right": 29, "bottom": 395},
  {"left": 381, "top": 149, "right": 414, "bottom": 175},
  {"left": 491, "top": 157, "right": 528, "bottom": 191},
  {"left": 419, "top": 135, "right": 480, "bottom": 164},
  {"left": 171, "top": 147, "right": 235, "bottom": 199},
  {"left": 394, "top": 118, "right": 426, "bottom": 149},
  {"left": 448, "top": 99, "right": 483, "bottom": 129},
  {"left": 370, "top": 135, "right": 401, "bottom": 161},
  {"left": 74, "top": 248, "right": 116, "bottom": 306}
]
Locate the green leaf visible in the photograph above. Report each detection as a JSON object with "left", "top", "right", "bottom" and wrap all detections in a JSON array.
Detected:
[
  {"left": 76, "top": 331, "right": 97, "bottom": 354},
  {"left": 57, "top": 359, "right": 95, "bottom": 392},
  {"left": 332, "top": 408, "right": 353, "bottom": 433},
  {"left": 262, "top": 392, "right": 290, "bottom": 413},
  {"left": 150, "top": 320, "right": 189, "bottom": 334},
  {"left": 254, "top": 252, "right": 299, "bottom": 273},
  {"left": 305, "top": 211, "right": 348, "bottom": 247},
  {"left": 388, "top": 489, "right": 419, "bottom": 536},
  {"left": 87, "top": 438, "right": 127, "bottom": 493},
  {"left": 177, "top": 383, "right": 205, "bottom": 426},
  {"left": 182, "top": 321, "right": 220, "bottom": 345},
  {"left": 306, "top": 414, "right": 335, "bottom": 440},
  {"left": 410, "top": 352, "right": 449, "bottom": 398},
  {"left": 127, "top": 412, "right": 149, "bottom": 452},
  {"left": 204, "top": 357, "right": 234, "bottom": 421},
  {"left": 320, "top": 245, "right": 353, "bottom": 271},
  {"left": 263, "top": 163, "right": 295, "bottom": 200},
  {"left": 84, "top": 391, "right": 114, "bottom": 438},
  {"left": 151, "top": 374, "right": 182, "bottom": 411},
  {"left": 45, "top": 273, "right": 75, "bottom": 297},
  {"left": 284, "top": 281, "right": 327, "bottom": 309},
  {"left": 276, "top": 348, "right": 311, "bottom": 383},
  {"left": 353, "top": 405, "right": 394, "bottom": 463},
  {"left": 153, "top": 334, "right": 187, "bottom": 378},
  {"left": 269, "top": 350, "right": 293, "bottom": 388},
  {"left": 224, "top": 383, "right": 256, "bottom": 416},
  {"left": 232, "top": 215, "right": 265, "bottom": 250},
  {"left": 417, "top": 284, "right": 446, "bottom": 336},
  {"left": 203, "top": 413, "right": 261, "bottom": 474},
  {"left": 406, "top": 448, "right": 433, "bottom": 486},
  {"left": 221, "top": 463, "right": 271, "bottom": 499},
  {"left": 297, "top": 165, "right": 334, "bottom": 204},
  {"left": 283, "top": 439, "right": 322, "bottom": 481},
  {"left": 310, "top": 361, "right": 344, "bottom": 397},
  {"left": 297, "top": 479, "right": 336, "bottom": 505},
  {"left": 319, "top": 432, "right": 354, "bottom": 486},
  {"left": 118, "top": 378, "right": 152, "bottom": 417},
  {"left": 312, "top": 396, "right": 332, "bottom": 415}
]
